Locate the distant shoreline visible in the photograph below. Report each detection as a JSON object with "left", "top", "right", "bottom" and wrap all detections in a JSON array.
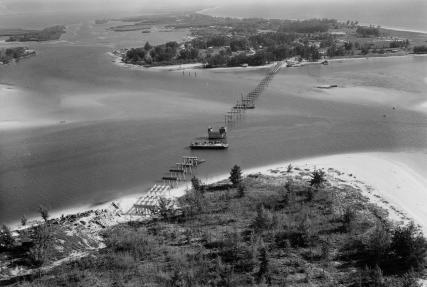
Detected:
[{"left": 196, "top": 6, "right": 427, "bottom": 35}]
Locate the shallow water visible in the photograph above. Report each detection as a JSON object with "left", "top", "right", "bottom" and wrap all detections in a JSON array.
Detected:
[{"left": 1, "top": 10, "right": 427, "bottom": 226}]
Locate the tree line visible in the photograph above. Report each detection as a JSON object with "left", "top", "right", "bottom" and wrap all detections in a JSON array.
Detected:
[
  {"left": 0, "top": 47, "right": 29, "bottom": 63},
  {"left": 6, "top": 26, "right": 66, "bottom": 42},
  {"left": 123, "top": 41, "right": 200, "bottom": 66},
  {"left": 413, "top": 45, "right": 427, "bottom": 54}
]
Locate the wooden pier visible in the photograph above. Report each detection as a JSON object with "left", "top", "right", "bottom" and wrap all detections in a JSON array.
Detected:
[
  {"left": 133, "top": 185, "right": 171, "bottom": 215},
  {"left": 131, "top": 62, "right": 285, "bottom": 216},
  {"left": 225, "top": 61, "right": 283, "bottom": 123}
]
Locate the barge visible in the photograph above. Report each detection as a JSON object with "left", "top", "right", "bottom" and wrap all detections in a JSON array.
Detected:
[{"left": 190, "top": 141, "right": 228, "bottom": 149}]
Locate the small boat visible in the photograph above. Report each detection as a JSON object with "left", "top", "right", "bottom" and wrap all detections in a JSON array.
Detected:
[{"left": 190, "top": 141, "right": 228, "bottom": 149}]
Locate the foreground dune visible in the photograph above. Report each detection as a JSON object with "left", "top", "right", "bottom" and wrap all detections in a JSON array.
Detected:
[{"left": 246, "top": 151, "right": 427, "bottom": 233}]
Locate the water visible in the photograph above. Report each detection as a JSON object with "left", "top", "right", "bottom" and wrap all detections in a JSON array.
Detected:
[{"left": 1, "top": 6, "right": 427, "bottom": 226}]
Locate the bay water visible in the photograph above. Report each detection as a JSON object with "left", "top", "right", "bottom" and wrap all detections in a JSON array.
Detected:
[{"left": 1, "top": 6, "right": 427, "bottom": 226}]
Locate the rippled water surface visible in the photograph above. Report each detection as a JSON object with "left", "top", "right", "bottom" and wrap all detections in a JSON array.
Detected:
[{"left": 1, "top": 9, "right": 427, "bottom": 226}]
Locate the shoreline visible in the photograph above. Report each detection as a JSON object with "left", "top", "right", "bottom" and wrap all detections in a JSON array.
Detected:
[
  {"left": 11, "top": 151, "right": 427, "bottom": 235},
  {"left": 109, "top": 50, "right": 427, "bottom": 73},
  {"left": 108, "top": 51, "right": 276, "bottom": 71}
]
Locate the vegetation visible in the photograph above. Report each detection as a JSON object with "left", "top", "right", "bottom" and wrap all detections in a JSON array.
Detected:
[
  {"left": 0, "top": 47, "right": 33, "bottom": 64},
  {"left": 4, "top": 25, "right": 65, "bottom": 42},
  {"left": 118, "top": 13, "right": 360, "bottom": 67},
  {"left": 123, "top": 41, "right": 200, "bottom": 66},
  {"left": 21, "top": 215, "right": 27, "bottom": 226},
  {"left": 356, "top": 26, "right": 381, "bottom": 37},
  {"left": 190, "top": 175, "right": 202, "bottom": 192},
  {"left": 38, "top": 205, "right": 49, "bottom": 222},
  {"left": 0, "top": 225, "right": 14, "bottom": 249},
  {"left": 229, "top": 164, "right": 243, "bottom": 187},
  {"left": 3, "top": 166, "right": 426, "bottom": 286},
  {"left": 27, "top": 224, "right": 52, "bottom": 268},
  {"left": 237, "top": 183, "right": 246, "bottom": 198},
  {"left": 115, "top": 10, "right": 425, "bottom": 67},
  {"left": 413, "top": 45, "right": 427, "bottom": 54}
]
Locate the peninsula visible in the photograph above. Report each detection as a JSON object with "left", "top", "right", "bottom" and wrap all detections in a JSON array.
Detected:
[{"left": 108, "top": 12, "right": 427, "bottom": 68}]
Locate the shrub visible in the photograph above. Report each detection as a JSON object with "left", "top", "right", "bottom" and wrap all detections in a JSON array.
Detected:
[
  {"left": 388, "top": 222, "right": 427, "bottom": 274},
  {"left": 343, "top": 205, "right": 356, "bottom": 232},
  {"left": 177, "top": 189, "right": 207, "bottom": 218},
  {"left": 306, "top": 186, "right": 315, "bottom": 201},
  {"left": 191, "top": 176, "right": 202, "bottom": 192},
  {"left": 156, "top": 197, "right": 175, "bottom": 219},
  {"left": 21, "top": 214, "right": 28, "bottom": 226},
  {"left": 364, "top": 222, "right": 391, "bottom": 267},
  {"left": 27, "top": 223, "right": 52, "bottom": 267},
  {"left": 298, "top": 210, "right": 316, "bottom": 247},
  {"left": 217, "top": 231, "right": 255, "bottom": 273},
  {"left": 229, "top": 164, "right": 243, "bottom": 187},
  {"left": 309, "top": 169, "right": 326, "bottom": 190},
  {"left": 252, "top": 204, "right": 273, "bottom": 233},
  {"left": 0, "top": 225, "right": 14, "bottom": 248},
  {"left": 39, "top": 205, "right": 49, "bottom": 222},
  {"left": 256, "top": 245, "right": 271, "bottom": 284},
  {"left": 237, "top": 184, "right": 246, "bottom": 198},
  {"left": 321, "top": 237, "right": 333, "bottom": 261}
]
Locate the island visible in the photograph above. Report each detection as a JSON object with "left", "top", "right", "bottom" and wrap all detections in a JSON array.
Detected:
[
  {"left": 0, "top": 25, "right": 66, "bottom": 42},
  {"left": 0, "top": 47, "right": 36, "bottom": 65},
  {"left": 108, "top": 13, "right": 427, "bottom": 68}
]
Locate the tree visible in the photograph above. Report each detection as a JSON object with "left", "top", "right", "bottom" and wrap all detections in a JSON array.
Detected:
[
  {"left": 309, "top": 169, "right": 326, "bottom": 190},
  {"left": 27, "top": 223, "right": 52, "bottom": 267},
  {"left": 256, "top": 244, "right": 271, "bottom": 284},
  {"left": 237, "top": 183, "right": 246, "bottom": 198},
  {"left": 0, "top": 225, "right": 14, "bottom": 248},
  {"left": 21, "top": 214, "right": 28, "bottom": 226},
  {"left": 354, "top": 41, "right": 360, "bottom": 49},
  {"left": 39, "top": 205, "right": 49, "bottom": 222},
  {"left": 229, "top": 164, "right": 243, "bottom": 187},
  {"left": 144, "top": 41, "right": 152, "bottom": 51},
  {"left": 191, "top": 175, "right": 202, "bottom": 191}
]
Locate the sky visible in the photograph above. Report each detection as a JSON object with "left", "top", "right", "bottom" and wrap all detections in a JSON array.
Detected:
[{"left": 1, "top": 0, "right": 425, "bottom": 15}]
